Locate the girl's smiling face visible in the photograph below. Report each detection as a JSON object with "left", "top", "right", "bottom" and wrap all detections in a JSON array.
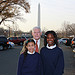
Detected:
[
  {"left": 47, "top": 33, "right": 55, "bottom": 47},
  {"left": 26, "top": 42, "right": 35, "bottom": 53}
]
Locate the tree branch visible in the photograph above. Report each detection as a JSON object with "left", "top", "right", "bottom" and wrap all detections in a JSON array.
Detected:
[
  {"left": 0, "top": 18, "right": 6, "bottom": 25},
  {"left": 0, "top": 1, "right": 6, "bottom": 5}
]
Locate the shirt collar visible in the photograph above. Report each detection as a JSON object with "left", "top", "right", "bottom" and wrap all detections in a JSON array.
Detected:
[
  {"left": 33, "top": 39, "right": 40, "bottom": 48},
  {"left": 27, "top": 51, "right": 35, "bottom": 54},
  {"left": 46, "top": 44, "right": 56, "bottom": 49},
  {"left": 33, "top": 39, "right": 40, "bottom": 43}
]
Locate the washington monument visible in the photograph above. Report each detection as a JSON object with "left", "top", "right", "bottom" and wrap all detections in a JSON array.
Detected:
[{"left": 38, "top": 3, "right": 40, "bottom": 28}]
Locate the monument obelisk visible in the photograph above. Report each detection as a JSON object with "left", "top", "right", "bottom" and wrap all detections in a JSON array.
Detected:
[{"left": 38, "top": 3, "right": 40, "bottom": 28}]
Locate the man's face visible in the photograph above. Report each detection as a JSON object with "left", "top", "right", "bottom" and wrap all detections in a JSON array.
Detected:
[{"left": 32, "top": 28, "right": 42, "bottom": 40}]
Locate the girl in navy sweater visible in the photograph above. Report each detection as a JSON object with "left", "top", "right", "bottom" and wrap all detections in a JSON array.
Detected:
[
  {"left": 17, "top": 39, "right": 43, "bottom": 75},
  {"left": 40, "top": 31, "right": 64, "bottom": 75}
]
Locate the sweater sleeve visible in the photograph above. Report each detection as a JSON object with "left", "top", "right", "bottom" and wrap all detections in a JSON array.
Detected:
[
  {"left": 17, "top": 54, "right": 24, "bottom": 75},
  {"left": 40, "top": 48, "right": 44, "bottom": 60},
  {"left": 40, "top": 48, "right": 45, "bottom": 75},
  {"left": 38, "top": 54, "right": 43, "bottom": 75},
  {"left": 54, "top": 50, "right": 64, "bottom": 75}
]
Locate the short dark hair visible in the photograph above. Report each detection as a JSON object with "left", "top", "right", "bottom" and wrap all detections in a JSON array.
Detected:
[{"left": 44, "top": 31, "right": 58, "bottom": 47}]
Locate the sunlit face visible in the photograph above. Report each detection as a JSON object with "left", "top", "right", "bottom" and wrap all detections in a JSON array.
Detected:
[
  {"left": 47, "top": 33, "right": 55, "bottom": 47},
  {"left": 32, "top": 28, "right": 42, "bottom": 40},
  {"left": 26, "top": 42, "right": 35, "bottom": 53}
]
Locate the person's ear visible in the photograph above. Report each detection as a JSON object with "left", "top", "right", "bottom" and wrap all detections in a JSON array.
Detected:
[
  {"left": 54, "top": 38, "right": 55, "bottom": 41},
  {"left": 40, "top": 32, "right": 42, "bottom": 35}
]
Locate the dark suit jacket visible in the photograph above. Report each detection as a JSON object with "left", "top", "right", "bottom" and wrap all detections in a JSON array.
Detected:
[{"left": 20, "top": 38, "right": 44, "bottom": 54}]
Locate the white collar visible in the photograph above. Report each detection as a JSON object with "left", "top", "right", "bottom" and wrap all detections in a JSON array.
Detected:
[
  {"left": 33, "top": 39, "right": 40, "bottom": 48},
  {"left": 27, "top": 51, "right": 35, "bottom": 54},
  {"left": 46, "top": 44, "right": 56, "bottom": 49},
  {"left": 33, "top": 39, "right": 40, "bottom": 43}
]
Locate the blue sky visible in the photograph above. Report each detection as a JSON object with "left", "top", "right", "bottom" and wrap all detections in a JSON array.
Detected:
[{"left": 1, "top": 0, "right": 75, "bottom": 32}]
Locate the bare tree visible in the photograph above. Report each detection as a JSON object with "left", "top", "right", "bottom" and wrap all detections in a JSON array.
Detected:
[
  {"left": 57, "top": 21, "right": 75, "bottom": 38},
  {"left": 0, "top": 0, "right": 30, "bottom": 25}
]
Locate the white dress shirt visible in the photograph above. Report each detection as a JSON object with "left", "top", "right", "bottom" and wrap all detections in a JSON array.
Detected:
[{"left": 33, "top": 39, "right": 40, "bottom": 48}]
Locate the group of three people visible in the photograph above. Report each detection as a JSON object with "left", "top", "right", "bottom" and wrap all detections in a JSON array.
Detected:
[{"left": 17, "top": 26, "right": 64, "bottom": 75}]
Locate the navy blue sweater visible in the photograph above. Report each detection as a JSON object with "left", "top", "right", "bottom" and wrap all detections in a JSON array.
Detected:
[
  {"left": 40, "top": 46, "right": 64, "bottom": 75},
  {"left": 17, "top": 52, "right": 43, "bottom": 75}
]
